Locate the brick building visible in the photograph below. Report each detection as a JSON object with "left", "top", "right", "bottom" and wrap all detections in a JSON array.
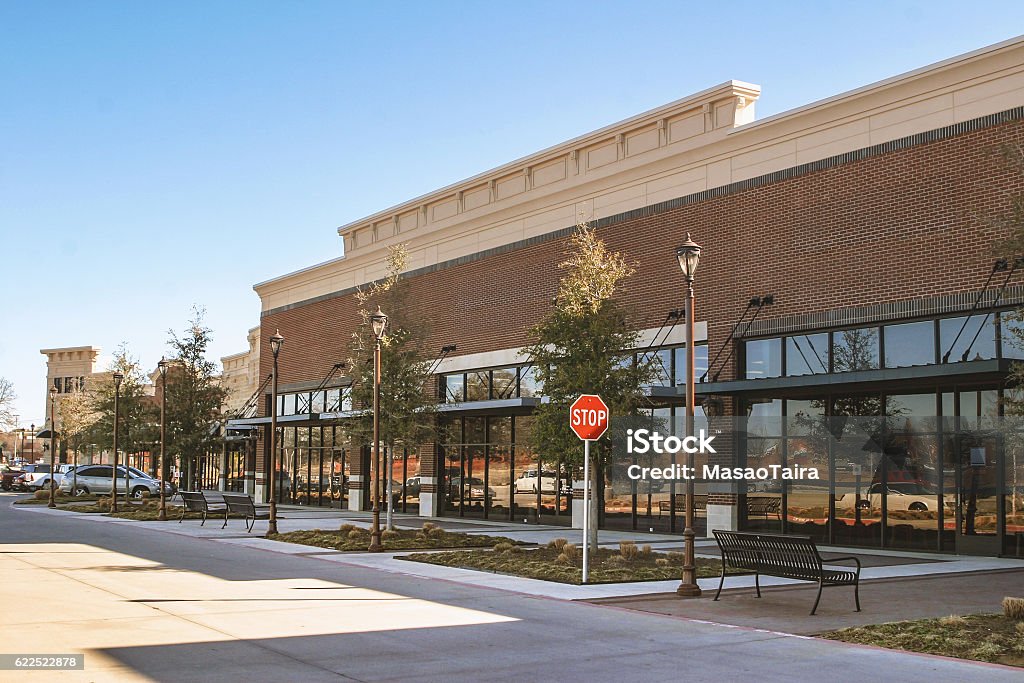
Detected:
[{"left": 231, "top": 36, "right": 1024, "bottom": 556}]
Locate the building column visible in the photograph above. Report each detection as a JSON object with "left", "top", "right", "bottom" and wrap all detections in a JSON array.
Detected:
[{"left": 417, "top": 443, "right": 442, "bottom": 517}]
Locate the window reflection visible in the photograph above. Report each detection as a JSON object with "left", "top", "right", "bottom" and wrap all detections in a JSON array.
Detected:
[
  {"left": 786, "top": 334, "right": 829, "bottom": 376},
  {"left": 940, "top": 315, "right": 995, "bottom": 362},
  {"left": 884, "top": 321, "right": 935, "bottom": 368},
  {"left": 832, "top": 328, "right": 879, "bottom": 372},
  {"left": 745, "top": 339, "right": 782, "bottom": 379}
]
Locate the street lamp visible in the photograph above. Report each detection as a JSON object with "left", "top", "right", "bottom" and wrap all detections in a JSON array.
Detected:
[
  {"left": 47, "top": 387, "right": 58, "bottom": 508},
  {"left": 157, "top": 358, "right": 169, "bottom": 521},
  {"left": 29, "top": 424, "right": 35, "bottom": 461},
  {"left": 368, "top": 306, "right": 388, "bottom": 552},
  {"left": 111, "top": 372, "right": 123, "bottom": 513},
  {"left": 675, "top": 233, "right": 703, "bottom": 598},
  {"left": 267, "top": 330, "right": 284, "bottom": 536}
]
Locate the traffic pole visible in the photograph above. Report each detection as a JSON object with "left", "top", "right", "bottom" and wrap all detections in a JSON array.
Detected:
[{"left": 582, "top": 438, "right": 590, "bottom": 584}]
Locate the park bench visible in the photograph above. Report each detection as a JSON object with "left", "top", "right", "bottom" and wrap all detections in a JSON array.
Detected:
[
  {"left": 176, "top": 490, "right": 227, "bottom": 526},
  {"left": 746, "top": 496, "right": 782, "bottom": 519},
  {"left": 712, "top": 530, "right": 862, "bottom": 615},
  {"left": 221, "top": 492, "right": 271, "bottom": 532},
  {"left": 657, "top": 495, "right": 707, "bottom": 516}
]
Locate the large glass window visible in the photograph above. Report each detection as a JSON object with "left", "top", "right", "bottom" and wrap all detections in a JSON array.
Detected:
[
  {"left": 674, "top": 344, "right": 709, "bottom": 384},
  {"left": 466, "top": 371, "right": 490, "bottom": 401},
  {"left": 940, "top": 315, "right": 995, "bottom": 363},
  {"left": 999, "top": 311, "right": 1024, "bottom": 360},
  {"left": 786, "top": 334, "right": 829, "bottom": 376},
  {"left": 519, "top": 365, "right": 542, "bottom": 397},
  {"left": 832, "top": 327, "right": 879, "bottom": 372},
  {"left": 884, "top": 321, "right": 936, "bottom": 368},
  {"left": 745, "top": 339, "right": 782, "bottom": 379},
  {"left": 444, "top": 374, "right": 465, "bottom": 403},
  {"left": 491, "top": 368, "right": 517, "bottom": 400}
]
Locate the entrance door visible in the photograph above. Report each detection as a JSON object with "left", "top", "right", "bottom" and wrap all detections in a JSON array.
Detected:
[{"left": 955, "top": 433, "right": 1002, "bottom": 556}]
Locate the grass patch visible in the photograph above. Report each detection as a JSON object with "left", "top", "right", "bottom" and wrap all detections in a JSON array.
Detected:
[
  {"left": 823, "top": 614, "right": 1024, "bottom": 667},
  {"left": 14, "top": 493, "right": 102, "bottom": 505},
  {"left": 400, "top": 539, "right": 739, "bottom": 584},
  {"left": 60, "top": 499, "right": 206, "bottom": 520},
  {"left": 271, "top": 522, "right": 519, "bottom": 552}
]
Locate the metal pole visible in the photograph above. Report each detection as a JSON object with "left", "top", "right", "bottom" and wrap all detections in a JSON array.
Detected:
[
  {"left": 677, "top": 278, "right": 702, "bottom": 596},
  {"left": 267, "top": 352, "right": 280, "bottom": 536},
  {"left": 369, "top": 338, "right": 383, "bottom": 552},
  {"left": 583, "top": 438, "right": 590, "bottom": 584},
  {"left": 47, "top": 394, "right": 57, "bottom": 508},
  {"left": 386, "top": 445, "right": 394, "bottom": 530},
  {"left": 158, "top": 372, "right": 167, "bottom": 521},
  {"left": 111, "top": 386, "right": 120, "bottom": 513}
]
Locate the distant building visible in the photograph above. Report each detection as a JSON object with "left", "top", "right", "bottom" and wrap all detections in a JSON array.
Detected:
[
  {"left": 221, "top": 326, "right": 261, "bottom": 416},
  {"left": 39, "top": 346, "right": 102, "bottom": 434}
]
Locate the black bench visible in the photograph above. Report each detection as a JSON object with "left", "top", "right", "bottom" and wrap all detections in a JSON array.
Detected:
[
  {"left": 221, "top": 492, "right": 271, "bottom": 532},
  {"left": 176, "top": 491, "right": 227, "bottom": 526},
  {"left": 712, "top": 530, "right": 862, "bottom": 615},
  {"left": 747, "top": 496, "right": 782, "bottom": 519},
  {"left": 657, "top": 495, "right": 708, "bottom": 516}
]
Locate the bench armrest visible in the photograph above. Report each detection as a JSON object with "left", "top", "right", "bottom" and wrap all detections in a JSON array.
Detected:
[{"left": 822, "top": 555, "right": 862, "bottom": 573}]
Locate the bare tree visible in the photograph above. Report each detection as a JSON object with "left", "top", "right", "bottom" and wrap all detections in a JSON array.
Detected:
[{"left": 0, "top": 378, "right": 16, "bottom": 431}]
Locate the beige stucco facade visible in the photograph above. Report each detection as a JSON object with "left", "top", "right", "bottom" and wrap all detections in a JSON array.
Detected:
[
  {"left": 221, "top": 326, "right": 261, "bottom": 416},
  {"left": 255, "top": 35, "right": 1024, "bottom": 314},
  {"left": 39, "top": 346, "right": 102, "bottom": 432}
]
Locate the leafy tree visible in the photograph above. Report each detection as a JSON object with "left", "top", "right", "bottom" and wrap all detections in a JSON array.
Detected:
[
  {"left": 85, "top": 347, "right": 157, "bottom": 463},
  {"left": 347, "top": 244, "right": 436, "bottom": 523},
  {"left": 165, "top": 308, "right": 230, "bottom": 490},
  {"left": 524, "top": 221, "right": 656, "bottom": 547}
]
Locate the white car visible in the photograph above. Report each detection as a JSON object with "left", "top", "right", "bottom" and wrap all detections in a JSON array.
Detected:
[
  {"left": 837, "top": 482, "right": 951, "bottom": 512},
  {"left": 514, "top": 469, "right": 565, "bottom": 494}
]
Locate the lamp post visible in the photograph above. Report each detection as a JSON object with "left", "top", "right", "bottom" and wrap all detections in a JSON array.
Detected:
[
  {"left": 676, "top": 234, "right": 703, "bottom": 598},
  {"left": 111, "top": 372, "right": 123, "bottom": 513},
  {"left": 29, "top": 424, "right": 34, "bottom": 461},
  {"left": 47, "top": 387, "right": 58, "bottom": 508},
  {"left": 368, "top": 306, "right": 388, "bottom": 552},
  {"left": 267, "top": 330, "right": 284, "bottom": 536},
  {"left": 157, "top": 358, "right": 169, "bottom": 521}
]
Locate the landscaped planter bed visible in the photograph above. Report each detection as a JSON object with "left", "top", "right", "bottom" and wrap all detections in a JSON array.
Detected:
[{"left": 270, "top": 523, "right": 521, "bottom": 552}]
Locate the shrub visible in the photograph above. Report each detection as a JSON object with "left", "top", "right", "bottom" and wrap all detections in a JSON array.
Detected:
[
  {"left": 655, "top": 558, "right": 670, "bottom": 567},
  {"left": 1003, "top": 597, "right": 1024, "bottom": 620},
  {"left": 667, "top": 551, "right": 684, "bottom": 564},
  {"left": 428, "top": 526, "right": 446, "bottom": 538},
  {"left": 619, "top": 541, "right": 639, "bottom": 561},
  {"left": 494, "top": 542, "right": 515, "bottom": 553},
  {"left": 546, "top": 537, "right": 569, "bottom": 552},
  {"left": 33, "top": 489, "right": 50, "bottom": 500},
  {"left": 381, "top": 529, "right": 399, "bottom": 540},
  {"left": 640, "top": 544, "right": 652, "bottom": 557},
  {"left": 939, "top": 615, "right": 967, "bottom": 626},
  {"left": 607, "top": 555, "right": 628, "bottom": 566},
  {"left": 339, "top": 523, "right": 359, "bottom": 533},
  {"left": 561, "top": 543, "right": 580, "bottom": 562},
  {"left": 555, "top": 552, "right": 573, "bottom": 565},
  {"left": 347, "top": 529, "right": 363, "bottom": 540},
  {"left": 422, "top": 522, "right": 437, "bottom": 531}
]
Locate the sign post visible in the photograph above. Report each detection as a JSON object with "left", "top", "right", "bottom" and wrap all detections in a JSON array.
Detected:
[{"left": 570, "top": 394, "right": 609, "bottom": 584}]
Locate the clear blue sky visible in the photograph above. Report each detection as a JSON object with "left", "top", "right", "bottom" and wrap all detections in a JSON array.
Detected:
[{"left": 3, "top": 1, "right": 1023, "bottom": 424}]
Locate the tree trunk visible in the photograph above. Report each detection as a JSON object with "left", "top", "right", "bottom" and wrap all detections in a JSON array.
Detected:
[{"left": 588, "top": 457, "right": 599, "bottom": 550}]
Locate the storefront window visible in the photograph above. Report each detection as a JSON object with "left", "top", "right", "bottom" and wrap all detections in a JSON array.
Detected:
[
  {"left": 785, "top": 333, "right": 829, "bottom": 376},
  {"left": 444, "top": 374, "right": 465, "bottom": 402},
  {"left": 940, "top": 315, "right": 995, "bottom": 362},
  {"left": 674, "top": 344, "right": 709, "bottom": 384},
  {"left": 491, "top": 368, "right": 517, "bottom": 399},
  {"left": 999, "top": 311, "right": 1024, "bottom": 359},
  {"left": 519, "top": 365, "right": 543, "bottom": 398},
  {"left": 745, "top": 339, "right": 782, "bottom": 379},
  {"left": 466, "top": 371, "right": 490, "bottom": 401},
  {"left": 832, "top": 327, "right": 879, "bottom": 372},
  {"left": 884, "top": 321, "right": 936, "bottom": 368}
]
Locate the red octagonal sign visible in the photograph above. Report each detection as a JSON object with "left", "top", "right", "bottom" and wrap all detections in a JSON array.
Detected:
[{"left": 570, "top": 394, "right": 610, "bottom": 441}]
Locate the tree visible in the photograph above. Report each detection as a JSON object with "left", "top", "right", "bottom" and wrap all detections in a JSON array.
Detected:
[
  {"left": 523, "top": 221, "right": 656, "bottom": 548},
  {"left": 347, "top": 244, "right": 436, "bottom": 526},
  {"left": 0, "top": 378, "right": 16, "bottom": 431},
  {"left": 84, "top": 347, "right": 156, "bottom": 463},
  {"left": 165, "top": 308, "right": 229, "bottom": 490},
  {"left": 59, "top": 389, "right": 98, "bottom": 480}
]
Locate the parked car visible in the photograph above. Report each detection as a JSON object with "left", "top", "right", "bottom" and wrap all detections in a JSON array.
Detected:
[
  {"left": 1, "top": 465, "right": 23, "bottom": 491},
  {"left": 14, "top": 463, "right": 53, "bottom": 492},
  {"left": 404, "top": 476, "right": 421, "bottom": 497},
  {"left": 836, "top": 482, "right": 952, "bottom": 512},
  {"left": 59, "top": 465, "right": 173, "bottom": 497},
  {"left": 513, "top": 469, "right": 570, "bottom": 494},
  {"left": 447, "top": 476, "right": 496, "bottom": 501}
]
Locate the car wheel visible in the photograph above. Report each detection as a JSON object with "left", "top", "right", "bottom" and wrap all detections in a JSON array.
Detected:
[
  {"left": 131, "top": 487, "right": 148, "bottom": 499},
  {"left": 908, "top": 502, "right": 927, "bottom": 512},
  {"left": 857, "top": 499, "right": 870, "bottom": 509},
  {"left": 74, "top": 486, "right": 90, "bottom": 496}
]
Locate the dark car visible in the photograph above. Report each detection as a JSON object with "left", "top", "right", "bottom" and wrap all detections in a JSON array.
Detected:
[{"left": 1, "top": 465, "right": 23, "bottom": 491}]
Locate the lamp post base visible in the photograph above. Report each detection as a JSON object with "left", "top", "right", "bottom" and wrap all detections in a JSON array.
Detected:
[
  {"left": 676, "top": 581, "right": 702, "bottom": 597},
  {"left": 266, "top": 501, "right": 278, "bottom": 537},
  {"left": 368, "top": 532, "right": 383, "bottom": 553}
]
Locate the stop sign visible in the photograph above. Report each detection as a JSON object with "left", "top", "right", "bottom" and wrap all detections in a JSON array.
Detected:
[{"left": 570, "top": 394, "right": 610, "bottom": 441}]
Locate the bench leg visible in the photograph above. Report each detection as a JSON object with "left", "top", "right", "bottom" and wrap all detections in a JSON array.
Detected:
[
  {"left": 246, "top": 515, "right": 254, "bottom": 533},
  {"left": 854, "top": 582, "right": 861, "bottom": 612},
  {"left": 713, "top": 571, "right": 726, "bottom": 601},
  {"left": 754, "top": 572, "right": 761, "bottom": 598},
  {"left": 811, "top": 580, "right": 824, "bottom": 615},
  {"left": 222, "top": 510, "right": 229, "bottom": 529},
  {"left": 179, "top": 508, "right": 185, "bottom": 523},
  {"left": 200, "top": 510, "right": 207, "bottom": 527}
]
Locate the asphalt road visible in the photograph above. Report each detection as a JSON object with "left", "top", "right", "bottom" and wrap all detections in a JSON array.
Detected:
[{"left": 1, "top": 492, "right": 1019, "bottom": 682}]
